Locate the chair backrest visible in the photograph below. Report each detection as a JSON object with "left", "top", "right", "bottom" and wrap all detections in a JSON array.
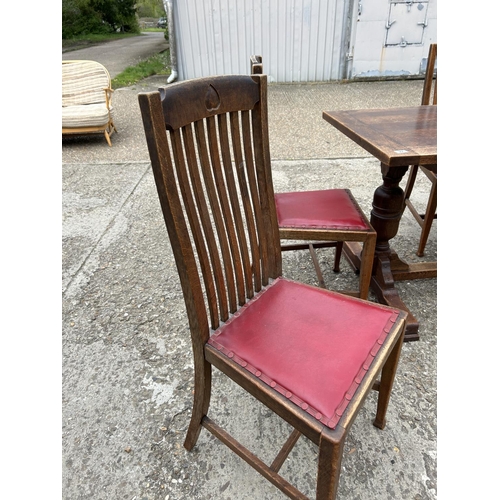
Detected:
[
  {"left": 138, "top": 75, "right": 282, "bottom": 346},
  {"left": 421, "top": 44, "right": 437, "bottom": 105},
  {"left": 250, "top": 55, "right": 263, "bottom": 75},
  {"left": 62, "top": 60, "right": 111, "bottom": 107}
]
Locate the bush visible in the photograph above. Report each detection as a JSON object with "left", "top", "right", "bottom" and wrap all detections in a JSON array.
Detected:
[
  {"left": 63, "top": 0, "right": 108, "bottom": 38},
  {"left": 136, "top": 0, "right": 164, "bottom": 18},
  {"left": 62, "top": 0, "right": 140, "bottom": 39}
]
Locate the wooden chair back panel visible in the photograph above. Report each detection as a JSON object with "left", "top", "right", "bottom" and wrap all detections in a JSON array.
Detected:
[
  {"left": 139, "top": 75, "right": 282, "bottom": 337},
  {"left": 159, "top": 75, "right": 261, "bottom": 130}
]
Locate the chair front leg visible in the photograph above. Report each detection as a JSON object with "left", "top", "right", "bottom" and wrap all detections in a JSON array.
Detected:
[
  {"left": 373, "top": 328, "right": 405, "bottom": 429},
  {"left": 358, "top": 234, "right": 376, "bottom": 300},
  {"left": 316, "top": 430, "right": 346, "bottom": 500}
]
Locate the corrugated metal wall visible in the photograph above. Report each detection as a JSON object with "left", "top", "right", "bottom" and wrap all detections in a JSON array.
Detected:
[{"left": 174, "top": 0, "right": 349, "bottom": 82}]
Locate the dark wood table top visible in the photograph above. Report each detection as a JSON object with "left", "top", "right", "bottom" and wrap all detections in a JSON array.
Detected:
[{"left": 323, "top": 106, "right": 437, "bottom": 167}]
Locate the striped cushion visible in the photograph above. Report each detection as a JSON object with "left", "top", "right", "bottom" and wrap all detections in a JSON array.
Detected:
[
  {"left": 62, "top": 60, "right": 111, "bottom": 107},
  {"left": 62, "top": 103, "right": 114, "bottom": 128}
]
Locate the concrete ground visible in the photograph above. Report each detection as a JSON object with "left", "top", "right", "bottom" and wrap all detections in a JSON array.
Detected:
[{"left": 62, "top": 71, "right": 436, "bottom": 499}]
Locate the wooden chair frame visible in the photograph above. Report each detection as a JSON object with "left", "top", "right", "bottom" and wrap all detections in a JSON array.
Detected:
[
  {"left": 404, "top": 44, "right": 437, "bottom": 256},
  {"left": 138, "top": 74, "right": 406, "bottom": 499}
]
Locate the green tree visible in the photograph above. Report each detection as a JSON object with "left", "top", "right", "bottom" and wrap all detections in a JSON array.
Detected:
[
  {"left": 62, "top": 0, "right": 139, "bottom": 38},
  {"left": 136, "top": 0, "right": 164, "bottom": 18},
  {"left": 62, "top": 0, "right": 109, "bottom": 38},
  {"left": 89, "top": 0, "right": 138, "bottom": 32}
]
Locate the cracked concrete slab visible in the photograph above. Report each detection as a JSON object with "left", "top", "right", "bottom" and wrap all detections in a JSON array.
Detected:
[{"left": 62, "top": 157, "right": 436, "bottom": 500}]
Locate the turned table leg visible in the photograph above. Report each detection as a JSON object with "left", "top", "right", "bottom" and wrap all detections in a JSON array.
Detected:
[{"left": 369, "top": 164, "right": 422, "bottom": 341}]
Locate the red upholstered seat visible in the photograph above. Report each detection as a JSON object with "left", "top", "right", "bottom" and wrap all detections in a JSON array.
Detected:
[
  {"left": 208, "top": 277, "right": 400, "bottom": 430},
  {"left": 275, "top": 189, "right": 372, "bottom": 231}
]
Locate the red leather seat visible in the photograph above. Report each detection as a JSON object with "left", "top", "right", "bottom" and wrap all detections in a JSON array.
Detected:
[
  {"left": 208, "top": 277, "right": 399, "bottom": 430},
  {"left": 275, "top": 187, "right": 376, "bottom": 299},
  {"left": 275, "top": 189, "right": 372, "bottom": 231}
]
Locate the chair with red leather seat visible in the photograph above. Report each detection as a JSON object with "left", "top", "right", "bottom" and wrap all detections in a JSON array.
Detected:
[
  {"left": 250, "top": 55, "right": 376, "bottom": 298},
  {"left": 138, "top": 74, "right": 407, "bottom": 499},
  {"left": 403, "top": 43, "right": 437, "bottom": 256}
]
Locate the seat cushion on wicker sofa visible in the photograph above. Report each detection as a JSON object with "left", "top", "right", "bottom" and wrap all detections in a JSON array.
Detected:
[{"left": 62, "top": 103, "right": 114, "bottom": 128}]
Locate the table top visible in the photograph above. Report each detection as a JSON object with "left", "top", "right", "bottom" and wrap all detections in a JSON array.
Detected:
[{"left": 323, "top": 106, "right": 437, "bottom": 167}]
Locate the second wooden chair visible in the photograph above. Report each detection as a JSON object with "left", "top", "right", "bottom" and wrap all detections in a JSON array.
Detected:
[{"left": 250, "top": 55, "right": 376, "bottom": 299}]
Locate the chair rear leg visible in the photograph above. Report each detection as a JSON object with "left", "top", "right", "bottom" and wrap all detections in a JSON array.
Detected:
[
  {"left": 333, "top": 242, "right": 343, "bottom": 273},
  {"left": 373, "top": 328, "right": 405, "bottom": 429},
  {"left": 404, "top": 165, "right": 418, "bottom": 201},
  {"left": 416, "top": 181, "right": 437, "bottom": 257},
  {"left": 184, "top": 361, "right": 212, "bottom": 451},
  {"left": 316, "top": 431, "right": 346, "bottom": 500},
  {"left": 358, "top": 235, "right": 376, "bottom": 300}
]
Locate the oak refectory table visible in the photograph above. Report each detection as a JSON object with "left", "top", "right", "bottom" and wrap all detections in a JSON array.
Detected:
[{"left": 323, "top": 105, "right": 437, "bottom": 341}]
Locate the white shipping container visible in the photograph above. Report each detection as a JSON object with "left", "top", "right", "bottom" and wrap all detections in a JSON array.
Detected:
[{"left": 171, "top": 0, "right": 437, "bottom": 82}]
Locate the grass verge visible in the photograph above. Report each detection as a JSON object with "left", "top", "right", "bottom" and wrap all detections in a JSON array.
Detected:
[{"left": 111, "top": 50, "right": 171, "bottom": 89}]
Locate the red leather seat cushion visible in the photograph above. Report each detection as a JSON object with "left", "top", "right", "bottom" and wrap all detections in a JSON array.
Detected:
[
  {"left": 275, "top": 189, "right": 371, "bottom": 230},
  {"left": 208, "top": 278, "right": 400, "bottom": 429}
]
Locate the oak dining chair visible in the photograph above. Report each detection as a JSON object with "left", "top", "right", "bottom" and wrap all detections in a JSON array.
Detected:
[
  {"left": 138, "top": 74, "right": 407, "bottom": 500},
  {"left": 250, "top": 55, "right": 376, "bottom": 298},
  {"left": 403, "top": 43, "right": 437, "bottom": 256}
]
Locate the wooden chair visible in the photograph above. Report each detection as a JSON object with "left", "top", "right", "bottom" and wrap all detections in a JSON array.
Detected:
[
  {"left": 403, "top": 44, "right": 437, "bottom": 256},
  {"left": 62, "top": 60, "right": 117, "bottom": 146},
  {"left": 138, "top": 74, "right": 407, "bottom": 500},
  {"left": 250, "top": 55, "right": 376, "bottom": 299}
]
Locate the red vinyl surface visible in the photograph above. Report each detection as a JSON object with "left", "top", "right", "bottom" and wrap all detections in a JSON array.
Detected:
[
  {"left": 275, "top": 189, "right": 371, "bottom": 230},
  {"left": 208, "top": 278, "right": 399, "bottom": 429}
]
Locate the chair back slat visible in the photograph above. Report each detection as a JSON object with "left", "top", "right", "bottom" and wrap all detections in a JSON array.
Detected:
[
  {"left": 422, "top": 44, "right": 437, "bottom": 106},
  {"left": 239, "top": 110, "right": 266, "bottom": 290},
  {"left": 139, "top": 75, "right": 281, "bottom": 340}
]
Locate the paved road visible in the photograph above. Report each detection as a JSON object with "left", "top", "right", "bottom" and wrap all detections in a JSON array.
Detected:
[{"left": 62, "top": 32, "right": 169, "bottom": 78}]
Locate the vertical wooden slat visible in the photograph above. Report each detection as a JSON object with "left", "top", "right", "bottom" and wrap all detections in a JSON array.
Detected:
[
  {"left": 251, "top": 74, "right": 282, "bottom": 278},
  {"left": 229, "top": 111, "right": 262, "bottom": 293},
  {"left": 241, "top": 109, "right": 269, "bottom": 286}
]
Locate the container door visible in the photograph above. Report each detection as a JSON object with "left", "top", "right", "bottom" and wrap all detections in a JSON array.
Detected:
[{"left": 347, "top": 0, "right": 437, "bottom": 79}]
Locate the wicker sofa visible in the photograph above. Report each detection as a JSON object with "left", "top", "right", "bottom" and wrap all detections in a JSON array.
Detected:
[{"left": 62, "top": 60, "right": 117, "bottom": 146}]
